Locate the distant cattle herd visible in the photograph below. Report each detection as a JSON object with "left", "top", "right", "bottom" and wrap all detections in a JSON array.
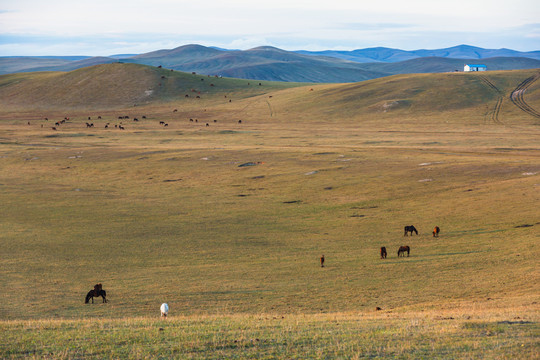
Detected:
[{"left": 37, "top": 111, "right": 244, "bottom": 131}]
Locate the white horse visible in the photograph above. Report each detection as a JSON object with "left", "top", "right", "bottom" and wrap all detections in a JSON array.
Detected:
[{"left": 160, "top": 303, "right": 169, "bottom": 318}]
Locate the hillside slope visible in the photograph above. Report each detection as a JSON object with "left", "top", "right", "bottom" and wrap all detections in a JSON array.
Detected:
[
  {"left": 124, "top": 45, "right": 390, "bottom": 82},
  {"left": 270, "top": 69, "right": 540, "bottom": 122},
  {"left": 0, "top": 64, "right": 538, "bottom": 125},
  {"left": 0, "top": 63, "right": 302, "bottom": 110}
]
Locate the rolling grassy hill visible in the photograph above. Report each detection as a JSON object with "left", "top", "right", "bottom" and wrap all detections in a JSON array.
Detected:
[
  {"left": 123, "top": 45, "right": 389, "bottom": 82},
  {"left": 1, "top": 63, "right": 538, "bottom": 125},
  {"left": 2, "top": 44, "right": 539, "bottom": 83},
  {"left": 0, "top": 63, "right": 305, "bottom": 110},
  {"left": 0, "top": 66, "right": 539, "bottom": 358}
]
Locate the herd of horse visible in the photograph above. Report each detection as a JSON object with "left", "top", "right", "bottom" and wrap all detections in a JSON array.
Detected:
[
  {"left": 87, "top": 226, "right": 441, "bottom": 305},
  {"left": 380, "top": 225, "right": 440, "bottom": 259},
  {"left": 379, "top": 245, "right": 410, "bottom": 258}
]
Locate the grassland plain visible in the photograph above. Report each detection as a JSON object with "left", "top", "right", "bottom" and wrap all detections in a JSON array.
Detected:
[{"left": 0, "top": 65, "right": 539, "bottom": 358}]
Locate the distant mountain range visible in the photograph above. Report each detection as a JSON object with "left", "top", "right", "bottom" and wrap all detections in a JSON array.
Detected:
[
  {"left": 1, "top": 44, "right": 539, "bottom": 83},
  {"left": 296, "top": 44, "right": 540, "bottom": 63}
]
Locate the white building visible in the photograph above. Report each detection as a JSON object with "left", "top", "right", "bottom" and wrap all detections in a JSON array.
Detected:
[{"left": 464, "top": 64, "right": 487, "bottom": 72}]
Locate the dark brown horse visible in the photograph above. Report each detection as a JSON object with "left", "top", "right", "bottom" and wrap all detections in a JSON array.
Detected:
[
  {"left": 85, "top": 283, "right": 107, "bottom": 303},
  {"left": 320, "top": 255, "right": 325, "bottom": 267},
  {"left": 433, "top": 226, "right": 440, "bottom": 237},
  {"left": 398, "top": 246, "right": 410, "bottom": 257},
  {"left": 380, "top": 247, "right": 387, "bottom": 259},
  {"left": 404, "top": 225, "right": 418, "bottom": 236}
]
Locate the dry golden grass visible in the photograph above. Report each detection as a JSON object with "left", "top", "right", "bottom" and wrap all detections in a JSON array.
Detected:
[{"left": 0, "top": 66, "right": 539, "bottom": 358}]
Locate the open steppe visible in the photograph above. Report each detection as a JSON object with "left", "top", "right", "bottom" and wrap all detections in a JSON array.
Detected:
[{"left": 0, "top": 65, "right": 539, "bottom": 358}]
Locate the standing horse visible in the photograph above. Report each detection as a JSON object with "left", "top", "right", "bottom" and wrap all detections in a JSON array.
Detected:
[
  {"left": 85, "top": 283, "right": 107, "bottom": 303},
  {"left": 320, "top": 255, "right": 325, "bottom": 267},
  {"left": 433, "top": 226, "right": 440, "bottom": 237},
  {"left": 404, "top": 225, "right": 418, "bottom": 236},
  {"left": 398, "top": 246, "right": 410, "bottom": 257},
  {"left": 380, "top": 247, "right": 387, "bottom": 259}
]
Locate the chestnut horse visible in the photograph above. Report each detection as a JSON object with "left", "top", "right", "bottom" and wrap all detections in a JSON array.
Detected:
[
  {"left": 398, "top": 246, "right": 410, "bottom": 257},
  {"left": 433, "top": 226, "right": 440, "bottom": 237}
]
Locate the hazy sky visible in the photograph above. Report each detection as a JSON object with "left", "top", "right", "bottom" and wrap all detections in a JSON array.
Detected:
[{"left": 1, "top": 0, "right": 539, "bottom": 56}]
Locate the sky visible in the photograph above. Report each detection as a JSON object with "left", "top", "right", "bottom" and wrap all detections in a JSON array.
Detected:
[{"left": 0, "top": 0, "right": 539, "bottom": 56}]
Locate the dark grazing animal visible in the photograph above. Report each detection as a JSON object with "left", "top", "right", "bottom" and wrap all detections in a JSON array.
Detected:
[
  {"left": 85, "top": 283, "right": 107, "bottom": 303},
  {"left": 404, "top": 225, "right": 418, "bottom": 236},
  {"left": 380, "top": 247, "right": 387, "bottom": 259},
  {"left": 398, "top": 246, "right": 410, "bottom": 257},
  {"left": 433, "top": 226, "right": 440, "bottom": 237},
  {"left": 320, "top": 255, "right": 325, "bottom": 267}
]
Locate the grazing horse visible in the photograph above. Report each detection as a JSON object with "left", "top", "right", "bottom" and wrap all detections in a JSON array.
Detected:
[
  {"left": 160, "top": 303, "right": 169, "bottom": 318},
  {"left": 404, "top": 225, "right": 418, "bottom": 236},
  {"left": 85, "top": 283, "right": 107, "bottom": 303},
  {"left": 433, "top": 226, "right": 440, "bottom": 237},
  {"left": 320, "top": 255, "right": 325, "bottom": 267},
  {"left": 398, "top": 246, "right": 410, "bottom": 257},
  {"left": 380, "top": 247, "right": 387, "bottom": 259}
]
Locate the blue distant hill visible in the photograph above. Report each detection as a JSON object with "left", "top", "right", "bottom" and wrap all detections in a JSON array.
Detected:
[
  {"left": 1, "top": 44, "right": 539, "bottom": 82},
  {"left": 296, "top": 44, "right": 540, "bottom": 63}
]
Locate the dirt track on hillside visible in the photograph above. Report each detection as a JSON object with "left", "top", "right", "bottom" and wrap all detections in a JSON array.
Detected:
[{"left": 510, "top": 72, "right": 540, "bottom": 119}]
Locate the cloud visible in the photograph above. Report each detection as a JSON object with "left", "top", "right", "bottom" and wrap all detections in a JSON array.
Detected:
[
  {"left": 1, "top": 1, "right": 539, "bottom": 55},
  {"left": 339, "top": 23, "right": 415, "bottom": 31},
  {"left": 227, "top": 37, "right": 273, "bottom": 50},
  {"left": 517, "top": 23, "right": 540, "bottom": 39}
]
